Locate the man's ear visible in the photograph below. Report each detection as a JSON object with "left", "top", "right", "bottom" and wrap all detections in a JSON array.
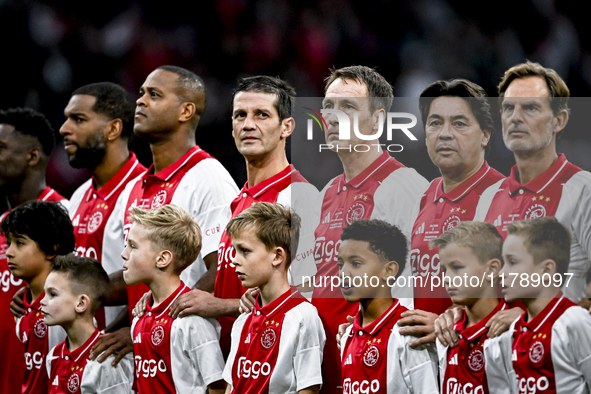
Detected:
[
  {"left": 179, "top": 102, "right": 196, "bottom": 124},
  {"left": 372, "top": 108, "right": 386, "bottom": 132},
  {"left": 272, "top": 247, "right": 288, "bottom": 268},
  {"left": 75, "top": 294, "right": 91, "bottom": 314},
  {"left": 553, "top": 109, "right": 569, "bottom": 135},
  {"left": 27, "top": 147, "right": 42, "bottom": 167},
  {"left": 382, "top": 260, "right": 399, "bottom": 281},
  {"left": 156, "top": 250, "right": 174, "bottom": 270},
  {"left": 481, "top": 128, "right": 492, "bottom": 148},
  {"left": 106, "top": 119, "right": 124, "bottom": 141},
  {"left": 280, "top": 117, "right": 295, "bottom": 139}
]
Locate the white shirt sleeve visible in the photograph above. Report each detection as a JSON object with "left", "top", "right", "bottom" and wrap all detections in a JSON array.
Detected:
[
  {"left": 556, "top": 172, "right": 591, "bottom": 302},
  {"left": 552, "top": 306, "right": 591, "bottom": 393},
  {"left": 397, "top": 334, "right": 439, "bottom": 394},
  {"left": 173, "top": 159, "right": 239, "bottom": 287},
  {"left": 223, "top": 313, "right": 249, "bottom": 388},
  {"left": 170, "top": 315, "right": 225, "bottom": 392},
  {"left": 46, "top": 345, "right": 57, "bottom": 378},
  {"left": 372, "top": 168, "right": 428, "bottom": 308},
  {"left": 473, "top": 179, "right": 504, "bottom": 222},
  {"left": 483, "top": 323, "right": 518, "bottom": 394},
  {"left": 435, "top": 338, "right": 448, "bottom": 391},
  {"left": 278, "top": 183, "right": 321, "bottom": 285},
  {"left": 290, "top": 303, "right": 325, "bottom": 391},
  {"left": 80, "top": 353, "right": 134, "bottom": 394}
]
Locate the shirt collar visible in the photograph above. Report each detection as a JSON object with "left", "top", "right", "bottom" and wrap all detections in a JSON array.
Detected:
[
  {"left": 506, "top": 153, "right": 569, "bottom": 195},
  {"left": 241, "top": 165, "right": 295, "bottom": 199},
  {"left": 434, "top": 161, "right": 494, "bottom": 202},
  {"left": 455, "top": 299, "right": 507, "bottom": 341},
  {"left": 146, "top": 282, "right": 189, "bottom": 320},
  {"left": 143, "top": 146, "right": 203, "bottom": 183},
  {"left": 337, "top": 151, "right": 398, "bottom": 193},
  {"left": 352, "top": 299, "right": 402, "bottom": 336},
  {"left": 253, "top": 288, "right": 298, "bottom": 319},
  {"left": 85, "top": 153, "right": 144, "bottom": 202},
  {"left": 23, "top": 288, "right": 44, "bottom": 310},
  {"left": 519, "top": 292, "right": 565, "bottom": 333},
  {"left": 61, "top": 329, "right": 101, "bottom": 363}
]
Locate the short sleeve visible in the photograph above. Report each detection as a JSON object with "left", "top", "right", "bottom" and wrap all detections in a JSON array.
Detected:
[
  {"left": 483, "top": 329, "right": 517, "bottom": 394},
  {"left": 80, "top": 353, "right": 134, "bottom": 394},
  {"left": 292, "top": 303, "right": 326, "bottom": 391},
  {"left": 171, "top": 315, "right": 225, "bottom": 390}
]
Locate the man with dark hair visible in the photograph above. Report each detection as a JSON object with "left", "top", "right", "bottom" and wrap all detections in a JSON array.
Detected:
[
  {"left": 313, "top": 65, "right": 428, "bottom": 393},
  {"left": 92, "top": 66, "right": 238, "bottom": 363},
  {"left": 403, "top": 79, "right": 505, "bottom": 327},
  {"left": 0, "top": 107, "right": 67, "bottom": 394},
  {"left": 475, "top": 61, "right": 591, "bottom": 306},
  {"left": 60, "top": 82, "right": 147, "bottom": 333}
]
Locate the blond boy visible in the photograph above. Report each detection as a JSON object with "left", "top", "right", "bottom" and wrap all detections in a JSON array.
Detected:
[
  {"left": 122, "top": 204, "right": 225, "bottom": 394},
  {"left": 431, "top": 221, "right": 507, "bottom": 394}
]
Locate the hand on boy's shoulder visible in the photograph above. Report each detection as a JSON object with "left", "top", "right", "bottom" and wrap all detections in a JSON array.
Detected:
[
  {"left": 397, "top": 309, "right": 439, "bottom": 348},
  {"left": 239, "top": 288, "right": 259, "bottom": 315},
  {"left": 170, "top": 288, "right": 238, "bottom": 319},
  {"left": 434, "top": 307, "right": 463, "bottom": 347},
  {"left": 10, "top": 287, "right": 26, "bottom": 318},
  {"left": 485, "top": 307, "right": 524, "bottom": 338},
  {"left": 89, "top": 327, "right": 133, "bottom": 366}
]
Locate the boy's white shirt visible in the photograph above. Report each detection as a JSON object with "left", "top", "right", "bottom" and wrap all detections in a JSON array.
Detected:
[
  {"left": 130, "top": 313, "right": 225, "bottom": 392},
  {"left": 484, "top": 306, "right": 591, "bottom": 394},
  {"left": 45, "top": 346, "right": 134, "bottom": 394}
]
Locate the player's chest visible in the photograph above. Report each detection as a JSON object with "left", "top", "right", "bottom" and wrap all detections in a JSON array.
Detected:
[
  {"left": 72, "top": 198, "right": 116, "bottom": 240},
  {"left": 444, "top": 339, "right": 487, "bottom": 389},
  {"left": 488, "top": 187, "right": 564, "bottom": 235},
  {"left": 236, "top": 314, "right": 287, "bottom": 364},
  {"left": 133, "top": 315, "right": 174, "bottom": 355},
  {"left": 127, "top": 178, "right": 183, "bottom": 213},
  {"left": 50, "top": 359, "right": 88, "bottom": 394}
]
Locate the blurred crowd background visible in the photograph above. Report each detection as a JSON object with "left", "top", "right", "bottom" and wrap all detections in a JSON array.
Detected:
[{"left": 2, "top": 0, "right": 591, "bottom": 194}]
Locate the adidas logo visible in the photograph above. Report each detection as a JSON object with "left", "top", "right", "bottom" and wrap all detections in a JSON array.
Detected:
[
  {"left": 512, "top": 350, "right": 517, "bottom": 361},
  {"left": 322, "top": 212, "right": 331, "bottom": 224},
  {"left": 344, "top": 354, "right": 352, "bottom": 365},
  {"left": 245, "top": 333, "right": 251, "bottom": 344},
  {"left": 52, "top": 376, "right": 59, "bottom": 386},
  {"left": 449, "top": 354, "right": 458, "bottom": 365},
  {"left": 72, "top": 215, "right": 80, "bottom": 227},
  {"left": 494, "top": 214, "right": 502, "bottom": 227},
  {"left": 134, "top": 333, "right": 142, "bottom": 344},
  {"left": 415, "top": 222, "right": 425, "bottom": 235}
]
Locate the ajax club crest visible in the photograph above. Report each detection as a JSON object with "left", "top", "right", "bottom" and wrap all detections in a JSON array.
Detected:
[
  {"left": 260, "top": 327, "right": 277, "bottom": 350},
  {"left": 67, "top": 373, "right": 80, "bottom": 393},
  {"left": 34, "top": 319, "right": 48, "bottom": 339},
  {"left": 151, "top": 326, "right": 165, "bottom": 346},
  {"left": 363, "top": 345, "right": 380, "bottom": 367},
  {"left": 529, "top": 341, "right": 544, "bottom": 363},
  {"left": 87, "top": 211, "right": 103, "bottom": 234},
  {"left": 151, "top": 190, "right": 168, "bottom": 209},
  {"left": 467, "top": 348, "right": 484, "bottom": 372}
]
